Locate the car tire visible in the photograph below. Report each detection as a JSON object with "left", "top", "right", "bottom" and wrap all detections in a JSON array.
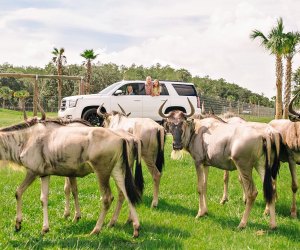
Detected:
[{"left": 82, "top": 108, "right": 103, "bottom": 127}]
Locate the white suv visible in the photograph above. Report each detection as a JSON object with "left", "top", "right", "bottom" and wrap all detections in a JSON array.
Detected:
[{"left": 58, "top": 80, "right": 201, "bottom": 126}]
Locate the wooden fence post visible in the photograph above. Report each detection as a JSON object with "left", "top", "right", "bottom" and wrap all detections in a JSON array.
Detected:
[{"left": 33, "top": 74, "right": 38, "bottom": 116}]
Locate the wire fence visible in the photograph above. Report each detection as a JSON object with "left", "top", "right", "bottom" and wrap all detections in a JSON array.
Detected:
[
  {"left": 199, "top": 94, "right": 275, "bottom": 117},
  {"left": 1, "top": 93, "right": 275, "bottom": 117}
]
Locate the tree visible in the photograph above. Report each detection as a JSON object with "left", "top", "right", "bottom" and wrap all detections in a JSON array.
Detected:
[
  {"left": 0, "top": 86, "right": 13, "bottom": 108},
  {"left": 251, "top": 17, "right": 286, "bottom": 119},
  {"left": 282, "top": 32, "right": 300, "bottom": 118},
  {"left": 14, "top": 90, "right": 30, "bottom": 110},
  {"left": 80, "top": 49, "right": 98, "bottom": 94},
  {"left": 52, "top": 47, "right": 67, "bottom": 110}
]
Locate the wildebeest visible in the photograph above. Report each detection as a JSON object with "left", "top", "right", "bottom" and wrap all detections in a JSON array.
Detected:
[
  {"left": 97, "top": 104, "right": 165, "bottom": 208},
  {"left": 0, "top": 116, "right": 143, "bottom": 237},
  {"left": 63, "top": 121, "right": 143, "bottom": 226},
  {"left": 219, "top": 114, "right": 281, "bottom": 207},
  {"left": 159, "top": 98, "right": 279, "bottom": 229},
  {"left": 267, "top": 91, "right": 300, "bottom": 217}
]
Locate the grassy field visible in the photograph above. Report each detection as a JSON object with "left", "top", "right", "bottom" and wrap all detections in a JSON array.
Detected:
[{"left": 0, "top": 109, "right": 299, "bottom": 249}]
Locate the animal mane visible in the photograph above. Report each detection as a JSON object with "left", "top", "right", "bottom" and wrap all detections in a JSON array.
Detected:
[
  {"left": 0, "top": 118, "right": 92, "bottom": 132},
  {"left": 0, "top": 117, "right": 40, "bottom": 132}
]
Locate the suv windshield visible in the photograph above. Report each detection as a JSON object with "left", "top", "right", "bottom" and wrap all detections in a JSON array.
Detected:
[
  {"left": 99, "top": 82, "right": 121, "bottom": 95},
  {"left": 172, "top": 84, "right": 197, "bottom": 96}
]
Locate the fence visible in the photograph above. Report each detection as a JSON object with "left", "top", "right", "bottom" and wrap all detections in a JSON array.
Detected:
[
  {"left": 199, "top": 94, "right": 275, "bottom": 117},
  {"left": 1, "top": 93, "right": 275, "bottom": 117}
]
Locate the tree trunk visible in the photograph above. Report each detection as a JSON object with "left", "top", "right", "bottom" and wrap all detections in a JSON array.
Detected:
[
  {"left": 2, "top": 100, "right": 5, "bottom": 109},
  {"left": 86, "top": 60, "right": 91, "bottom": 94},
  {"left": 275, "top": 54, "right": 283, "bottom": 119},
  {"left": 283, "top": 56, "right": 292, "bottom": 119},
  {"left": 57, "top": 62, "right": 62, "bottom": 111}
]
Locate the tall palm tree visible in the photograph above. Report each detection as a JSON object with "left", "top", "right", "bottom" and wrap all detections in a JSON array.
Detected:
[
  {"left": 80, "top": 49, "right": 98, "bottom": 94},
  {"left": 282, "top": 31, "right": 300, "bottom": 118},
  {"left": 52, "top": 47, "right": 67, "bottom": 110},
  {"left": 250, "top": 17, "right": 285, "bottom": 119}
]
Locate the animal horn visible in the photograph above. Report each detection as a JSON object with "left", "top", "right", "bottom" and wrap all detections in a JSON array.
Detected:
[
  {"left": 158, "top": 100, "right": 171, "bottom": 118},
  {"left": 36, "top": 102, "right": 46, "bottom": 120},
  {"left": 185, "top": 98, "right": 195, "bottom": 118},
  {"left": 288, "top": 90, "right": 300, "bottom": 118},
  {"left": 96, "top": 103, "right": 105, "bottom": 118},
  {"left": 118, "top": 104, "right": 127, "bottom": 115}
]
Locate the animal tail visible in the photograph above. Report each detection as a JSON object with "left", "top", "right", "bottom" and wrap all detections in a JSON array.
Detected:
[
  {"left": 262, "top": 137, "right": 275, "bottom": 204},
  {"left": 134, "top": 139, "right": 144, "bottom": 195},
  {"left": 123, "top": 140, "right": 142, "bottom": 205},
  {"left": 155, "top": 128, "right": 165, "bottom": 173},
  {"left": 271, "top": 132, "right": 281, "bottom": 179}
]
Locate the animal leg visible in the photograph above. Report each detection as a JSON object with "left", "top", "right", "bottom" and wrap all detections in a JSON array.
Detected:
[
  {"left": 288, "top": 160, "right": 298, "bottom": 218},
  {"left": 111, "top": 166, "right": 140, "bottom": 237},
  {"left": 195, "top": 164, "right": 209, "bottom": 218},
  {"left": 90, "top": 174, "right": 113, "bottom": 235},
  {"left": 238, "top": 174, "right": 247, "bottom": 204},
  {"left": 63, "top": 177, "right": 71, "bottom": 218},
  {"left": 220, "top": 170, "right": 229, "bottom": 204},
  {"left": 69, "top": 177, "right": 81, "bottom": 222},
  {"left": 15, "top": 171, "right": 37, "bottom": 231},
  {"left": 144, "top": 157, "right": 161, "bottom": 208},
  {"left": 40, "top": 176, "right": 50, "bottom": 234},
  {"left": 108, "top": 186, "right": 125, "bottom": 227},
  {"left": 237, "top": 172, "right": 257, "bottom": 229}
]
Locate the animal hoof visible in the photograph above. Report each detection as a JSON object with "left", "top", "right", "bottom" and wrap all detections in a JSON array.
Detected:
[
  {"left": 108, "top": 221, "right": 115, "bottom": 228},
  {"left": 151, "top": 201, "right": 158, "bottom": 208},
  {"left": 15, "top": 224, "right": 21, "bottom": 232},
  {"left": 237, "top": 223, "right": 246, "bottom": 230},
  {"left": 220, "top": 198, "right": 229, "bottom": 205},
  {"left": 64, "top": 212, "right": 70, "bottom": 219},
  {"left": 90, "top": 227, "right": 101, "bottom": 235},
  {"left": 264, "top": 209, "right": 270, "bottom": 216},
  {"left": 41, "top": 227, "right": 49, "bottom": 235},
  {"left": 73, "top": 216, "right": 81, "bottom": 223},
  {"left": 290, "top": 211, "right": 297, "bottom": 218},
  {"left": 133, "top": 226, "right": 140, "bottom": 238}
]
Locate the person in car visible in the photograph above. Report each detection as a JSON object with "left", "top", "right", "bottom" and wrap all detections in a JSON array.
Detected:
[
  {"left": 145, "top": 76, "right": 153, "bottom": 95},
  {"left": 126, "top": 85, "right": 135, "bottom": 95},
  {"left": 152, "top": 79, "right": 161, "bottom": 96}
]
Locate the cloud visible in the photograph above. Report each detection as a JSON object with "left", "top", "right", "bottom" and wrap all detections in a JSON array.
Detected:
[{"left": 0, "top": 0, "right": 300, "bottom": 98}]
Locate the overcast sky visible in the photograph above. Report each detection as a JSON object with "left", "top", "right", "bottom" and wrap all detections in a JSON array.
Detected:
[{"left": 1, "top": 0, "right": 300, "bottom": 98}]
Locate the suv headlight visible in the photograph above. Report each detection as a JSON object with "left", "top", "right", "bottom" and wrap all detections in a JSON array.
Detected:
[{"left": 69, "top": 99, "right": 78, "bottom": 108}]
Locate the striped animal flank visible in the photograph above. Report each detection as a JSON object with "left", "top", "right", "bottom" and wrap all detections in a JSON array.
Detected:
[
  {"left": 134, "top": 140, "right": 144, "bottom": 195},
  {"left": 262, "top": 138, "right": 274, "bottom": 204},
  {"left": 155, "top": 129, "right": 165, "bottom": 173},
  {"left": 123, "top": 140, "right": 142, "bottom": 205}
]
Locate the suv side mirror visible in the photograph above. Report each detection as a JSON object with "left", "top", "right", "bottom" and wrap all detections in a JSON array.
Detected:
[{"left": 114, "top": 89, "right": 123, "bottom": 96}]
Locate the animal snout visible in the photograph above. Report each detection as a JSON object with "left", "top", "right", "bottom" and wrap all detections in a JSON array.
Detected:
[{"left": 172, "top": 143, "right": 183, "bottom": 150}]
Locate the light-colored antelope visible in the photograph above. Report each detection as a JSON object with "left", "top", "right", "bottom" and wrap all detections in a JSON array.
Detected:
[
  {"left": 159, "top": 99, "right": 279, "bottom": 229},
  {"left": 0, "top": 117, "right": 143, "bottom": 237},
  {"left": 97, "top": 104, "right": 165, "bottom": 208}
]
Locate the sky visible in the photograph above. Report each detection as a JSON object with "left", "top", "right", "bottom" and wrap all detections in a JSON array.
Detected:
[{"left": 0, "top": 0, "right": 300, "bottom": 98}]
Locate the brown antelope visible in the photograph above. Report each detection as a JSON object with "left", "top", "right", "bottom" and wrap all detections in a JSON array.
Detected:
[
  {"left": 159, "top": 98, "right": 279, "bottom": 229},
  {"left": 97, "top": 104, "right": 165, "bottom": 208},
  {"left": 0, "top": 117, "right": 143, "bottom": 237}
]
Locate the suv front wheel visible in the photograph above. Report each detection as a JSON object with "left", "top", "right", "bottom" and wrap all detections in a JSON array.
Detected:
[{"left": 82, "top": 108, "right": 103, "bottom": 126}]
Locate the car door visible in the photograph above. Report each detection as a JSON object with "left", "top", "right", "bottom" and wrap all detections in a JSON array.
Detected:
[
  {"left": 142, "top": 83, "right": 169, "bottom": 120},
  {"left": 110, "top": 82, "right": 143, "bottom": 117}
]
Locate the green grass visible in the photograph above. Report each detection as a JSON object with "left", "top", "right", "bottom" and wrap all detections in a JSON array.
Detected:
[{"left": 0, "top": 109, "right": 299, "bottom": 249}]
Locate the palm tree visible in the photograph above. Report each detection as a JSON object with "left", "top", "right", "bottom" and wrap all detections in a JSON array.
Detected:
[
  {"left": 80, "top": 49, "right": 98, "bottom": 94},
  {"left": 250, "top": 17, "right": 286, "bottom": 119},
  {"left": 14, "top": 90, "right": 30, "bottom": 111},
  {"left": 0, "top": 86, "right": 13, "bottom": 109},
  {"left": 282, "top": 31, "right": 300, "bottom": 118},
  {"left": 52, "top": 47, "right": 67, "bottom": 110}
]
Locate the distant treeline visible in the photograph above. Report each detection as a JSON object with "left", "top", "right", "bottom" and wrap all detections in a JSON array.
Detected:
[{"left": 1, "top": 62, "right": 294, "bottom": 109}]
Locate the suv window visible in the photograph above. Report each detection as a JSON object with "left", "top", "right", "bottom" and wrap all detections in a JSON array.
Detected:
[
  {"left": 116, "top": 83, "right": 141, "bottom": 95},
  {"left": 138, "top": 82, "right": 169, "bottom": 95},
  {"left": 172, "top": 84, "right": 197, "bottom": 96}
]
